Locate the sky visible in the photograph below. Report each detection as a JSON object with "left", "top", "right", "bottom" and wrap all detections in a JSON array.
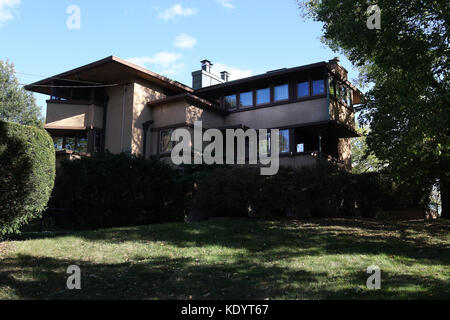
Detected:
[{"left": 0, "top": 0, "right": 360, "bottom": 117}]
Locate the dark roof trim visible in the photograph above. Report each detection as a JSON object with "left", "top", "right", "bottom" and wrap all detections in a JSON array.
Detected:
[
  {"left": 194, "top": 61, "right": 327, "bottom": 93},
  {"left": 146, "top": 93, "right": 226, "bottom": 114},
  {"left": 25, "top": 56, "right": 193, "bottom": 94}
]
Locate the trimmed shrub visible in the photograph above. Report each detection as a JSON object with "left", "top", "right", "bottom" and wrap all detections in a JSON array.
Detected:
[
  {"left": 190, "top": 163, "right": 427, "bottom": 220},
  {"left": 192, "top": 167, "right": 262, "bottom": 219},
  {"left": 48, "top": 153, "right": 184, "bottom": 230},
  {"left": 0, "top": 121, "right": 55, "bottom": 236}
]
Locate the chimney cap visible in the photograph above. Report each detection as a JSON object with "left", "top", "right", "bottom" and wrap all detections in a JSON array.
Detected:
[
  {"left": 201, "top": 59, "right": 212, "bottom": 65},
  {"left": 330, "top": 56, "right": 340, "bottom": 63},
  {"left": 220, "top": 71, "right": 230, "bottom": 75}
]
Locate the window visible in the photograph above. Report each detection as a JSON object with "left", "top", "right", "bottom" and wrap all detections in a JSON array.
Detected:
[
  {"left": 329, "top": 77, "right": 336, "bottom": 97},
  {"left": 239, "top": 91, "right": 253, "bottom": 108},
  {"left": 339, "top": 84, "right": 347, "bottom": 104},
  {"left": 274, "top": 84, "right": 289, "bottom": 101},
  {"left": 297, "top": 143, "right": 305, "bottom": 153},
  {"left": 52, "top": 132, "right": 88, "bottom": 153},
  {"left": 297, "top": 81, "right": 309, "bottom": 98},
  {"left": 347, "top": 90, "right": 352, "bottom": 106},
  {"left": 312, "top": 79, "right": 325, "bottom": 95},
  {"left": 224, "top": 94, "right": 237, "bottom": 110},
  {"left": 259, "top": 132, "right": 271, "bottom": 156},
  {"left": 279, "top": 129, "right": 290, "bottom": 153},
  {"left": 159, "top": 129, "right": 174, "bottom": 154},
  {"left": 256, "top": 88, "right": 270, "bottom": 105}
]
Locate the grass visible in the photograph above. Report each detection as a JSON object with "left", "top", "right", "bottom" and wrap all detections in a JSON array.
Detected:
[{"left": 0, "top": 218, "right": 449, "bottom": 300}]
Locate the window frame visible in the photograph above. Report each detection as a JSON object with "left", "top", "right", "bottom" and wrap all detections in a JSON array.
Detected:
[
  {"left": 158, "top": 128, "right": 175, "bottom": 155},
  {"left": 297, "top": 81, "right": 310, "bottom": 99},
  {"left": 239, "top": 90, "right": 254, "bottom": 109},
  {"left": 255, "top": 87, "right": 271, "bottom": 106},
  {"left": 224, "top": 94, "right": 238, "bottom": 110},
  {"left": 273, "top": 83, "right": 290, "bottom": 102},
  {"left": 312, "top": 78, "right": 326, "bottom": 96}
]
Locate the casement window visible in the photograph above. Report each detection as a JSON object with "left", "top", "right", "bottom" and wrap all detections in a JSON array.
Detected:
[
  {"left": 279, "top": 129, "right": 290, "bottom": 153},
  {"left": 297, "top": 81, "right": 310, "bottom": 98},
  {"left": 224, "top": 94, "right": 237, "bottom": 110},
  {"left": 239, "top": 91, "right": 253, "bottom": 108},
  {"left": 274, "top": 84, "right": 289, "bottom": 101},
  {"left": 52, "top": 132, "right": 88, "bottom": 153},
  {"left": 312, "top": 79, "right": 325, "bottom": 95},
  {"left": 159, "top": 129, "right": 174, "bottom": 154},
  {"left": 256, "top": 87, "right": 271, "bottom": 105}
]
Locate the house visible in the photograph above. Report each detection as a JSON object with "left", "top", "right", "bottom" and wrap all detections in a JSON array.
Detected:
[{"left": 25, "top": 56, "right": 361, "bottom": 170}]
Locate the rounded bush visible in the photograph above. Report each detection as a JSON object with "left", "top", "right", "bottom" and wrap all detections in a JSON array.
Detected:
[{"left": 0, "top": 121, "right": 56, "bottom": 236}]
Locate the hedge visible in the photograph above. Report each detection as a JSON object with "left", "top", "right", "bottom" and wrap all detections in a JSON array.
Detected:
[
  {"left": 0, "top": 120, "right": 55, "bottom": 236},
  {"left": 190, "top": 164, "right": 428, "bottom": 220},
  {"left": 47, "top": 153, "right": 185, "bottom": 230}
]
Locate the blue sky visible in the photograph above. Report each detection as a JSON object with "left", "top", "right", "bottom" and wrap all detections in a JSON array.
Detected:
[{"left": 0, "top": 0, "right": 360, "bottom": 117}]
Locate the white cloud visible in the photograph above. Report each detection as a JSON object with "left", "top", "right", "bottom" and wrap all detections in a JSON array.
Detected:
[
  {"left": 173, "top": 33, "right": 197, "bottom": 50},
  {"left": 0, "top": 0, "right": 21, "bottom": 27},
  {"left": 126, "top": 52, "right": 185, "bottom": 77},
  {"left": 158, "top": 4, "right": 197, "bottom": 21},
  {"left": 127, "top": 51, "right": 182, "bottom": 68},
  {"left": 216, "top": 0, "right": 235, "bottom": 9},
  {"left": 212, "top": 63, "right": 252, "bottom": 81}
]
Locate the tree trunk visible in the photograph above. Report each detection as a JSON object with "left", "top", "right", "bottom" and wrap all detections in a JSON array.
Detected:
[{"left": 440, "top": 178, "right": 450, "bottom": 219}]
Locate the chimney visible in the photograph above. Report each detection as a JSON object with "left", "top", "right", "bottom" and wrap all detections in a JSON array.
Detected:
[
  {"left": 220, "top": 71, "right": 230, "bottom": 82},
  {"left": 201, "top": 59, "right": 212, "bottom": 73},
  {"left": 328, "top": 56, "right": 348, "bottom": 81},
  {"left": 192, "top": 59, "right": 225, "bottom": 90}
]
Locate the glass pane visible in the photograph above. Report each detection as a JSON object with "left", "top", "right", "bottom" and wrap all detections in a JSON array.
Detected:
[
  {"left": 312, "top": 79, "right": 325, "bottom": 95},
  {"left": 224, "top": 94, "right": 237, "bottom": 109},
  {"left": 297, "top": 143, "right": 305, "bottom": 153},
  {"left": 274, "top": 84, "right": 289, "bottom": 101},
  {"left": 64, "top": 137, "right": 76, "bottom": 150},
  {"left": 259, "top": 132, "right": 271, "bottom": 156},
  {"left": 279, "top": 129, "right": 290, "bottom": 153},
  {"left": 329, "top": 77, "right": 335, "bottom": 97},
  {"left": 76, "top": 138, "right": 88, "bottom": 153},
  {"left": 239, "top": 91, "right": 253, "bottom": 108},
  {"left": 256, "top": 88, "right": 270, "bottom": 105},
  {"left": 297, "top": 81, "right": 309, "bottom": 98},
  {"left": 160, "top": 130, "right": 174, "bottom": 153},
  {"left": 53, "top": 137, "right": 63, "bottom": 150}
]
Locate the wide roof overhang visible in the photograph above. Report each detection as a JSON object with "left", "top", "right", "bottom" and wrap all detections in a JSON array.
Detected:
[{"left": 24, "top": 56, "right": 193, "bottom": 96}]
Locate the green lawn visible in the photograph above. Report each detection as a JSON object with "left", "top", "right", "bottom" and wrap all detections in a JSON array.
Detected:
[{"left": 0, "top": 219, "right": 449, "bottom": 300}]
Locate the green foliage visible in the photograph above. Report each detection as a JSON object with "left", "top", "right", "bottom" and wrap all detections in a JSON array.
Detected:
[
  {"left": 298, "top": 0, "right": 450, "bottom": 216},
  {"left": 0, "top": 121, "right": 55, "bottom": 236},
  {"left": 0, "top": 60, "right": 43, "bottom": 127},
  {"left": 48, "top": 153, "right": 185, "bottom": 230},
  {"left": 351, "top": 126, "right": 382, "bottom": 174},
  {"left": 191, "top": 165, "right": 427, "bottom": 220}
]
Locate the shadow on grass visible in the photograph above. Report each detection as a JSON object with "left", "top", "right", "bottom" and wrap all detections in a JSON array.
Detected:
[
  {"left": 74, "top": 219, "right": 450, "bottom": 266},
  {"left": 2, "top": 219, "right": 449, "bottom": 299},
  {"left": 0, "top": 253, "right": 329, "bottom": 300}
]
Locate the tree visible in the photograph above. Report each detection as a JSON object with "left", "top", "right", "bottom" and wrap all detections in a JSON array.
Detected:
[
  {"left": 0, "top": 60, "right": 43, "bottom": 127},
  {"left": 299, "top": 0, "right": 450, "bottom": 218},
  {"left": 351, "top": 126, "right": 382, "bottom": 174}
]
